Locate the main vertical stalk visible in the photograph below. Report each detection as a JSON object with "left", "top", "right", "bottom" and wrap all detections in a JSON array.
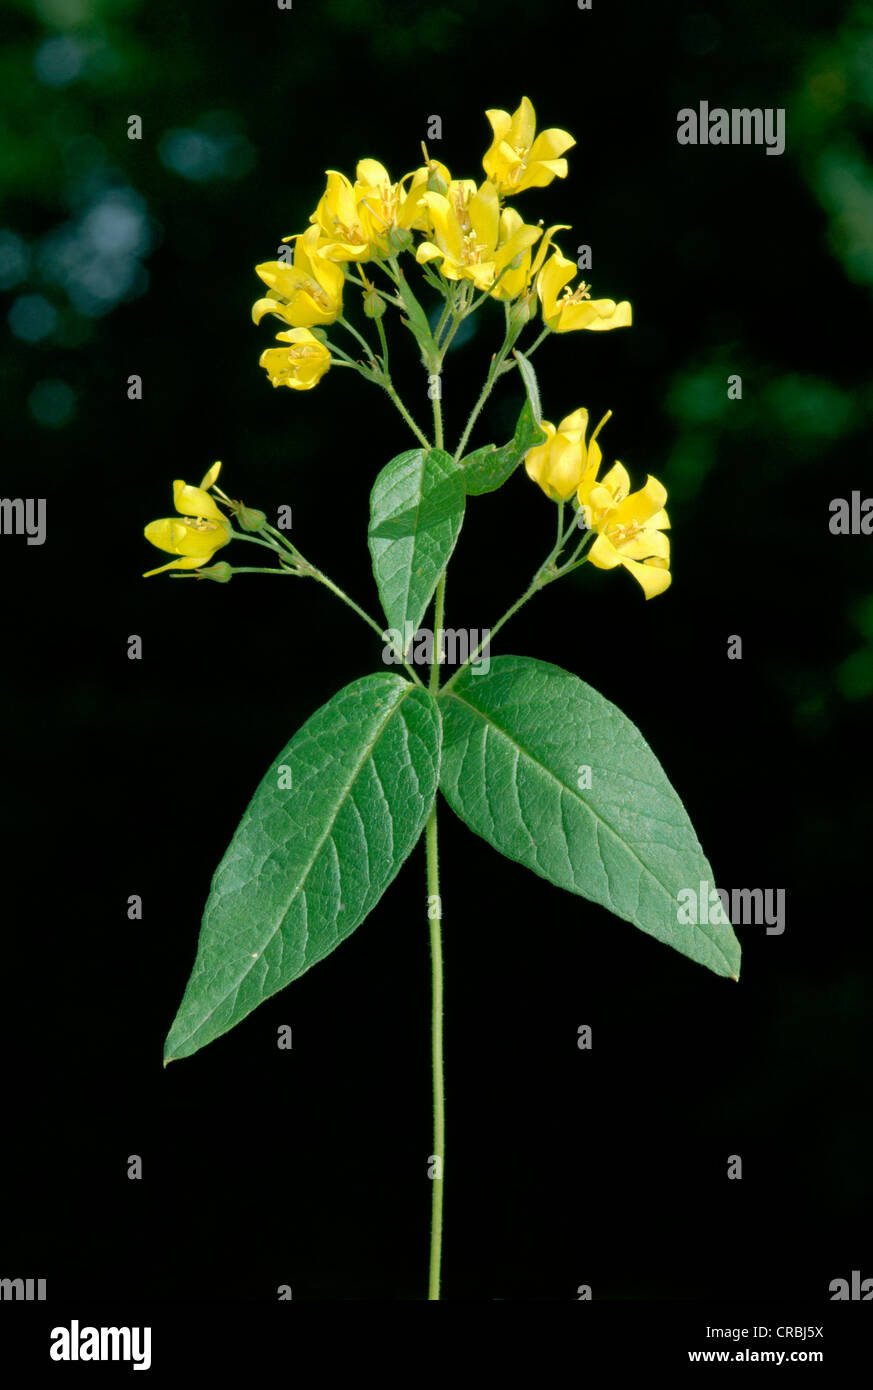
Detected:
[
  {"left": 425, "top": 793, "right": 444, "bottom": 1301},
  {"left": 428, "top": 380, "right": 446, "bottom": 1300}
]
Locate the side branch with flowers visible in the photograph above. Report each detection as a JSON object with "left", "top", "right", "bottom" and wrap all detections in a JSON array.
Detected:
[{"left": 147, "top": 98, "right": 740, "bottom": 1301}]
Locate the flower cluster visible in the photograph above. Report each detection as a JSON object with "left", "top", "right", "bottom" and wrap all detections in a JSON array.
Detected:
[
  {"left": 144, "top": 99, "right": 671, "bottom": 602},
  {"left": 525, "top": 411, "right": 671, "bottom": 598},
  {"left": 251, "top": 97, "right": 631, "bottom": 390}
]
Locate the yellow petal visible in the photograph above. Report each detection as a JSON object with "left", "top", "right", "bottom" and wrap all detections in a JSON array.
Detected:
[
  {"left": 558, "top": 407, "right": 589, "bottom": 438},
  {"left": 528, "top": 127, "right": 576, "bottom": 162},
  {"left": 510, "top": 97, "right": 536, "bottom": 152},
  {"left": 598, "top": 461, "right": 632, "bottom": 501},
  {"left": 514, "top": 157, "right": 570, "bottom": 192},
  {"left": 469, "top": 180, "right": 500, "bottom": 255},
  {"left": 557, "top": 298, "right": 633, "bottom": 333},
  {"left": 199, "top": 461, "right": 222, "bottom": 490},
  {"left": 618, "top": 528, "right": 671, "bottom": 563},
  {"left": 172, "top": 480, "right": 225, "bottom": 523},
  {"left": 421, "top": 192, "right": 464, "bottom": 263},
  {"left": 588, "top": 533, "right": 623, "bottom": 570},
  {"left": 537, "top": 249, "right": 575, "bottom": 318},
  {"left": 612, "top": 475, "right": 668, "bottom": 528},
  {"left": 252, "top": 296, "right": 288, "bottom": 326},
  {"left": 356, "top": 158, "right": 391, "bottom": 186},
  {"left": 621, "top": 556, "right": 672, "bottom": 599}
]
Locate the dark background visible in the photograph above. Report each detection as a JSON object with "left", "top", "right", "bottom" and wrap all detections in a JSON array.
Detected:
[{"left": 1, "top": 0, "right": 871, "bottom": 1306}]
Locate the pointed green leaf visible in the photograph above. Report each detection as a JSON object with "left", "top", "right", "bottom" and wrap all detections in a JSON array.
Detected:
[
  {"left": 512, "top": 347, "right": 542, "bottom": 424},
  {"left": 165, "top": 674, "right": 442, "bottom": 1062},
  {"left": 439, "top": 656, "right": 740, "bottom": 979},
  {"left": 460, "top": 400, "right": 547, "bottom": 496},
  {"left": 368, "top": 447, "right": 465, "bottom": 640}
]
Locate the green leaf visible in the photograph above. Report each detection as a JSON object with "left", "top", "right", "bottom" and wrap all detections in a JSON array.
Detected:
[
  {"left": 392, "top": 270, "right": 437, "bottom": 367},
  {"left": 164, "top": 674, "right": 442, "bottom": 1063},
  {"left": 368, "top": 447, "right": 465, "bottom": 643},
  {"left": 439, "top": 656, "right": 741, "bottom": 979},
  {"left": 461, "top": 399, "right": 547, "bottom": 496},
  {"left": 512, "top": 347, "right": 542, "bottom": 424}
]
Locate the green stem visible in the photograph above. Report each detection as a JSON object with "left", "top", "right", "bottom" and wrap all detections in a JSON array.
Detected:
[
  {"left": 452, "top": 338, "right": 510, "bottom": 462},
  {"left": 441, "top": 522, "right": 587, "bottom": 693},
  {"left": 229, "top": 566, "right": 297, "bottom": 575},
  {"left": 338, "top": 314, "right": 379, "bottom": 367},
  {"left": 381, "top": 379, "right": 431, "bottom": 448},
  {"left": 306, "top": 563, "right": 425, "bottom": 687},
  {"left": 246, "top": 522, "right": 424, "bottom": 686},
  {"left": 426, "top": 565, "right": 447, "bottom": 1300},
  {"left": 375, "top": 313, "right": 390, "bottom": 371},
  {"left": 432, "top": 382, "right": 444, "bottom": 453},
  {"left": 230, "top": 530, "right": 289, "bottom": 556},
  {"left": 426, "top": 800, "right": 444, "bottom": 1302}
]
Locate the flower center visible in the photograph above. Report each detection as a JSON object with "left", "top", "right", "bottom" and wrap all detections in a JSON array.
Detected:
[
  {"left": 608, "top": 518, "right": 643, "bottom": 548},
  {"left": 561, "top": 281, "right": 592, "bottom": 306},
  {"left": 461, "top": 232, "right": 485, "bottom": 265},
  {"left": 332, "top": 218, "right": 367, "bottom": 247},
  {"left": 293, "top": 277, "right": 331, "bottom": 310}
]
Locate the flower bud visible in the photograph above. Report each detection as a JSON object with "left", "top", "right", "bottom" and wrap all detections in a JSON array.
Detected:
[
  {"left": 509, "top": 291, "right": 537, "bottom": 332},
  {"left": 426, "top": 168, "right": 448, "bottom": 197},
  {"left": 362, "top": 288, "right": 387, "bottom": 319},
  {"left": 197, "top": 562, "right": 233, "bottom": 582},
  {"left": 236, "top": 504, "right": 267, "bottom": 532},
  {"left": 386, "top": 226, "right": 413, "bottom": 255}
]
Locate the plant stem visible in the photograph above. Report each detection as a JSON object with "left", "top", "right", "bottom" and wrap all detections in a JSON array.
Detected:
[
  {"left": 338, "top": 314, "right": 379, "bottom": 367},
  {"left": 432, "top": 382, "right": 444, "bottom": 452},
  {"left": 250, "top": 522, "right": 424, "bottom": 686},
  {"left": 441, "top": 522, "right": 589, "bottom": 693},
  {"left": 228, "top": 566, "right": 297, "bottom": 575},
  {"left": 426, "top": 562, "right": 447, "bottom": 1300},
  {"left": 307, "top": 563, "right": 425, "bottom": 687},
  {"left": 425, "top": 799, "right": 444, "bottom": 1302},
  {"left": 381, "top": 379, "right": 431, "bottom": 448},
  {"left": 452, "top": 331, "right": 514, "bottom": 462}
]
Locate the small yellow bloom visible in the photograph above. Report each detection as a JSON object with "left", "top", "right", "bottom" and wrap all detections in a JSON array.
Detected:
[
  {"left": 354, "top": 159, "right": 432, "bottom": 252},
  {"left": 253, "top": 226, "right": 344, "bottom": 328},
  {"left": 491, "top": 215, "right": 569, "bottom": 301},
  {"left": 416, "top": 179, "right": 541, "bottom": 290},
  {"left": 259, "top": 327, "right": 331, "bottom": 390},
  {"left": 144, "top": 462, "right": 232, "bottom": 577},
  {"left": 482, "top": 96, "right": 575, "bottom": 196},
  {"left": 537, "top": 247, "right": 632, "bottom": 333},
  {"left": 578, "top": 463, "right": 671, "bottom": 599},
  {"left": 524, "top": 408, "right": 611, "bottom": 502},
  {"left": 310, "top": 169, "right": 373, "bottom": 261}
]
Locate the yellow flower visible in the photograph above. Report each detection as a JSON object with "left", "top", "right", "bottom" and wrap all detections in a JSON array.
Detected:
[
  {"left": 578, "top": 463, "right": 671, "bottom": 599},
  {"left": 416, "top": 179, "right": 541, "bottom": 290},
  {"left": 482, "top": 96, "right": 575, "bottom": 196},
  {"left": 259, "top": 327, "right": 331, "bottom": 390},
  {"left": 490, "top": 215, "right": 568, "bottom": 301},
  {"left": 537, "top": 247, "right": 632, "bottom": 333},
  {"left": 252, "top": 226, "right": 344, "bottom": 328},
  {"left": 310, "top": 169, "right": 373, "bottom": 261},
  {"left": 144, "top": 462, "right": 232, "bottom": 577},
  {"left": 524, "top": 408, "right": 611, "bottom": 502},
  {"left": 354, "top": 159, "right": 432, "bottom": 252}
]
